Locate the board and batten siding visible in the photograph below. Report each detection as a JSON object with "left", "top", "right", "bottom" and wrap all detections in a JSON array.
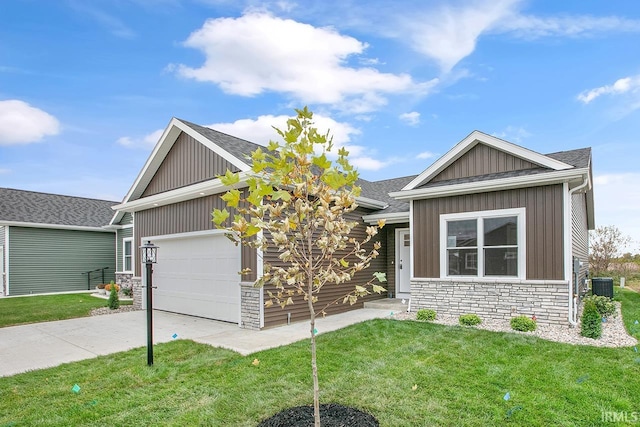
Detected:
[
  {"left": 429, "top": 143, "right": 540, "bottom": 184},
  {"left": 8, "top": 227, "right": 115, "bottom": 295},
  {"left": 413, "top": 184, "right": 564, "bottom": 280},
  {"left": 140, "top": 131, "right": 239, "bottom": 198},
  {"left": 116, "top": 227, "right": 133, "bottom": 272},
  {"left": 262, "top": 207, "right": 387, "bottom": 328},
  {"left": 134, "top": 193, "right": 257, "bottom": 279},
  {"left": 571, "top": 192, "right": 589, "bottom": 287}
]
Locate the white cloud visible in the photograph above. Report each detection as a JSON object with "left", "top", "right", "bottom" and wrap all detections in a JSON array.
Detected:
[
  {"left": 492, "top": 126, "right": 531, "bottom": 143},
  {"left": 593, "top": 173, "right": 640, "bottom": 249},
  {"left": 498, "top": 14, "right": 640, "bottom": 39},
  {"left": 208, "top": 113, "right": 393, "bottom": 171},
  {"left": 117, "top": 128, "right": 163, "bottom": 148},
  {"left": 0, "top": 168, "right": 10, "bottom": 174},
  {"left": 417, "top": 151, "right": 436, "bottom": 160},
  {"left": 577, "top": 75, "right": 640, "bottom": 104},
  {"left": 399, "top": 111, "right": 420, "bottom": 126},
  {"left": 0, "top": 100, "right": 61, "bottom": 145},
  {"left": 176, "top": 12, "right": 434, "bottom": 113},
  {"left": 402, "top": 0, "right": 519, "bottom": 72}
]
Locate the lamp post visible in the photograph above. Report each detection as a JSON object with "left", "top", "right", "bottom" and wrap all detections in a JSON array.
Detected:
[{"left": 140, "top": 240, "right": 158, "bottom": 366}]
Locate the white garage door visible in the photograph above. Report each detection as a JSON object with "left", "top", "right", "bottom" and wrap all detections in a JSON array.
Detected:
[{"left": 149, "top": 232, "right": 241, "bottom": 323}]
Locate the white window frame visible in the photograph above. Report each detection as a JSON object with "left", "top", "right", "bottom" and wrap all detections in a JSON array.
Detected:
[
  {"left": 123, "top": 237, "right": 134, "bottom": 273},
  {"left": 439, "top": 208, "right": 526, "bottom": 279}
]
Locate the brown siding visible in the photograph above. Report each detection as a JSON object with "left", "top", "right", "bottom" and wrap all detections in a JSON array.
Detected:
[
  {"left": 413, "top": 184, "right": 564, "bottom": 280},
  {"left": 140, "top": 131, "right": 239, "bottom": 198},
  {"left": 262, "top": 207, "right": 387, "bottom": 328},
  {"left": 134, "top": 193, "right": 257, "bottom": 279},
  {"left": 572, "top": 192, "right": 589, "bottom": 290},
  {"left": 430, "top": 143, "right": 539, "bottom": 183}
]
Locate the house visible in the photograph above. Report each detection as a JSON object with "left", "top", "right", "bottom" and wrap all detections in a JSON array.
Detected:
[
  {"left": 0, "top": 188, "right": 117, "bottom": 296},
  {"left": 112, "top": 119, "right": 594, "bottom": 329}
]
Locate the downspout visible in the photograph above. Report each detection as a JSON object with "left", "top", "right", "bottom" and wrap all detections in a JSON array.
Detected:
[{"left": 567, "top": 173, "right": 590, "bottom": 326}]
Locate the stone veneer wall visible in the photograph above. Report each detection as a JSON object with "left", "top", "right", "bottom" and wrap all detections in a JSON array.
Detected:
[
  {"left": 116, "top": 273, "right": 142, "bottom": 309},
  {"left": 411, "top": 279, "right": 570, "bottom": 325},
  {"left": 240, "top": 282, "right": 261, "bottom": 330}
]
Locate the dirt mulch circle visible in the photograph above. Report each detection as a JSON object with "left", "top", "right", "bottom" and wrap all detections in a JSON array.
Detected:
[{"left": 257, "top": 403, "right": 379, "bottom": 427}]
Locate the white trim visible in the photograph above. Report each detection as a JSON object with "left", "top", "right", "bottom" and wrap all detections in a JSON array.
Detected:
[
  {"left": 362, "top": 211, "right": 409, "bottom": 225},
  {"left": 403, "top": 130, "right": 573, "bottom": 190},
  {"left": 112, "top": 173, "right": 250, "bottom": 212},
  {"left": 0, "top": 221, "right": 114, "bottom": 233},
  {"left": 412, "top": 277, "right": 569, "bottom": 285},
  {"left": 0, "top": 245, "right": 4, "bottom": 297},
  {"left": 395, "top": 228, "right": 411, "bottom": 299},
  {"left": 143, "top": 229, "right": 230, "bottom": 242},
  {"left": 4, "top": 227, "right": 9, "bottom": 295},
  {"left": 355, "top": 196, "right": 388, "bottom": 210},
  {"left": 409, "top": 200, "right": 414, "bottom": 279},
  {"left": 392, "top": 168, "right": 588, "bottom": 201},
  {"left": 123, "top": 237, "right": 134, "bottom": 273},
  {"left": 120, "top": 118, "right": 252, "bottom": 209},
  {"left": 439, "top": 208, "right": 526, "bottom": 280}
]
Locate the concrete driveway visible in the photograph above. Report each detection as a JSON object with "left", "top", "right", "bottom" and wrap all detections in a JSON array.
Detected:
[{"left": 0, "top": 308, "right": 394, "bottom": 377}]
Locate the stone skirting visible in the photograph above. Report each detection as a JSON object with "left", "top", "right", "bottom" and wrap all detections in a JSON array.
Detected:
[
  {"left": 240, "top": 282, "right": 262, "bottom": 330},
  {"left": 116, "top": 272, "right": 142, "bottom": 309},
  {"left": 410, "top": 278, "right": 570, "bottom": 325}
]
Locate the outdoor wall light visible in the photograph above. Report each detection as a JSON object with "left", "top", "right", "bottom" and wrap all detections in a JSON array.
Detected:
[{"left": 140, "top": 240, "right": 158, "bottom": 366}]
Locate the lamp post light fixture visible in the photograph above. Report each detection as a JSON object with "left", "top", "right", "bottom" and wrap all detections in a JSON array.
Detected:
[{"left": 141, "top": 240, "right": 158, "bottom": 366}]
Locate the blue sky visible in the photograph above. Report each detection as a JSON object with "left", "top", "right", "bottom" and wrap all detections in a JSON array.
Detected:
[{"left": 1, "top": 0, "right": 640, "bottom": 248}]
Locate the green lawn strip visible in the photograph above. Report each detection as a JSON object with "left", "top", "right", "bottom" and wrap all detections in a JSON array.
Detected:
[
  {"left": 1, "top": 320, "right": 639, "bottom": 426},
  {"left": 615, "top": 286, "right": 640, "bottom": 340},
  {"left": 0, "top": 294, "right": 132, "bottom": 328}
]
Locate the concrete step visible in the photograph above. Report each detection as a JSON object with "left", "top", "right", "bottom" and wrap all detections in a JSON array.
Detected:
[{"left": 364, "top": 298, "right": 410, "bottom": 312}]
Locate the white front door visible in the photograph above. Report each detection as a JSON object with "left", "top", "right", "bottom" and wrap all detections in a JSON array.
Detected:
[{"left": 396, "top": 229, "right": 411, "bottom": 298}]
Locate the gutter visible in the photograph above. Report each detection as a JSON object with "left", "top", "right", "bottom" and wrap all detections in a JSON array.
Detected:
[{"left": 567, "top": 173, "right": 590, "bottom": 326}]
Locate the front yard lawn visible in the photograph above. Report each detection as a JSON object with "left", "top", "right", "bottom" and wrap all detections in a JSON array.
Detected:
[
  {"left": 1, "top": 317, "right": 638, "bottom": 426},
  {"left": 0, "top": 294, "right": 132, "bottom": 328},
  {"left": 615, "top": 286, "right": 640, "bottom": 340}
]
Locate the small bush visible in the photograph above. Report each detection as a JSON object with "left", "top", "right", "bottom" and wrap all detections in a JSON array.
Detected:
[
  {"left": 581, "top": 300, "right": 602, "bottom": 339},
  {"left": 108, "top": 286, "right": 120, "bottom": 310},
  {"left": 459, "top": 313, "right": 481, "bottom": 326},
  {"left": 583, "top": 295, "right": 616, "bottom": 318},
  {"left": 122, "top": 286, "right": 133, "bottom": 298},
  {"left": 510, "top": 315, "right": 537, "bottom": 332},
  {"left": 416, "top": 309, "right": 436, "bottom": 321},
  {"left": 105, "top": 283, "right": 121, "bottom": 292},
  {"left": 96, "top": 283, "right": 106, "bottom": 290}
]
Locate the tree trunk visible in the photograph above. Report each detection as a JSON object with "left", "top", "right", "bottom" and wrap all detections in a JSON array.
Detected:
[{"left": 310, "top": 311, "right": 320, "bottom": 427}]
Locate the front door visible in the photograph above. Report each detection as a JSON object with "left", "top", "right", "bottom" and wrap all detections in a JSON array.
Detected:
[{"left": 396, "top": 230, "right": 411, "bottom": 298}]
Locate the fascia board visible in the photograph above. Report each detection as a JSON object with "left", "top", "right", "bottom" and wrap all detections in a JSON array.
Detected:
[
  {"left": 112, "top": 172, "right": 250, "bottom": 212},
  {"left": 391, "top": 168, "right": 588, "bottom": 201},
  {"left": 362, "top": 212, "right": 409, "bottom": 225},
  {"left": 0, "top": 221, "right": 115, "bottom": 233},
  {"left": 403, "top": 130, "right": 574, "bottom": 191},
  {"left": 355, "top": 196, "right": 388, "bottom": 210}
]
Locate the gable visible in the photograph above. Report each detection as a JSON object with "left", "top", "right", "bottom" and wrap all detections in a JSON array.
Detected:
[
  {"left": 139, "top": 131, "right": 240, "bottom": 198},
  {"left": 429, "top": 143, "right": 542, "bottom": 184}
]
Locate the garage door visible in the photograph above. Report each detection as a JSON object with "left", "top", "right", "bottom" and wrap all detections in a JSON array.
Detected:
[{"left": 150, "top": 232, "right": 240, "bottom": 323}]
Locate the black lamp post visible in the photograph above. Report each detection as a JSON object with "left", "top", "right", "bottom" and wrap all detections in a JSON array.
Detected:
[{"left": 140, "top": 240, "right": 158, "bottom": 366}]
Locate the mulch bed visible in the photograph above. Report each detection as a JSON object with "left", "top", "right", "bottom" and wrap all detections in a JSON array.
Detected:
[{"left": 258, "top": 403, "right": 379, "bottom": 427}]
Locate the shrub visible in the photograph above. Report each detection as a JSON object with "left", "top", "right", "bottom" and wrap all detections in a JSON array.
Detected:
[
  {"left": 96, "top": 283, "right": 106, "bottom": 290},
  {"left": 122, "top": 286, "right": 133, "bottom": 298},
  {"left": 583, "top": 295, "right": 616, "bottom": 318},
  {"left": 108, "top": 286, "right": 120, "bottom": 310},
  {"left": 581, "top": 300, "right": 602, "bottom": 339},
  {"left": 459, "top": 313, "right": 481, "bottom": 326},
  {"left": 510, "top": 315, "right": 537, "bottom": 332},
  {"left": 416, "top": 309, "right": 436, "bottom": 321},
  {"left": 105, "top": 283, "right": 121, "bottom": 292}
]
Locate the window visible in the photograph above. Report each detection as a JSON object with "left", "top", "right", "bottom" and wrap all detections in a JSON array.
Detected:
[
  {"left": 440, "top": 208, "right": 525, "bottom": 278},
  {"left": 123, "top": 238, "right": 133, "bottom": 272}
]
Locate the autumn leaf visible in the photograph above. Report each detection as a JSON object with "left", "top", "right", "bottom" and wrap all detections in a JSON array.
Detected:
[{"left": 212, "top": 208, "right": 230, "bottom": 225}]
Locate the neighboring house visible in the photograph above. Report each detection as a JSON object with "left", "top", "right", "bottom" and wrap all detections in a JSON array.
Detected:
[
  {"left": 0, "top": 188, "right": 117, "bottom": 296},
  {"left": 112, "top": 119, "right": 594, "bottom": 329}
]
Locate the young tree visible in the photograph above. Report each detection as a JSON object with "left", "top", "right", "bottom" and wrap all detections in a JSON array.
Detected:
[
  {"left": 212, "top": 107, "right": 386, "bottom": 426},
  {"left": 589, "top": 225, "right": 631, "bottom": 276}
]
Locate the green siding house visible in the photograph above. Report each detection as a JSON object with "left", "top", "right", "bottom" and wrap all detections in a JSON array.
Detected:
[{"left": 0, "top": 188, "right": 117, "bottom": 296}]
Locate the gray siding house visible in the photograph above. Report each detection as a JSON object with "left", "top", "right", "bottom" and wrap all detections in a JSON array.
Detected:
[
  {"left": 112, "top": 120, "right": 594, "bottom": 329},
  {"left": 0, "top": 188, "right": 117, "bottom": 296}
]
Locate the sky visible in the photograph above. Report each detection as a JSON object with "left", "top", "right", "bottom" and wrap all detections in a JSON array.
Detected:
[{"left": 1, "top": 0, "right": 640, "bottom": 250}]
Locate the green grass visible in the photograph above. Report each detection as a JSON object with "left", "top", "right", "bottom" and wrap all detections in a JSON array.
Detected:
[
  {"left": 1, "top": 316, "right": 639, "bottom": 426},
  {"left": 0, "top": 294, "right": 132, "bottom": 328},
  {"left": 615, "top": 286, "right": 640, "bottom": 340}
]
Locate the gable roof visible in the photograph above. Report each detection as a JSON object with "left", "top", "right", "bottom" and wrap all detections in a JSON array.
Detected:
[
  {"left": 0, "top": 188, "right": 117, "bottom": 231},
  {"left": 403, "top": 130, "right": 574, "bottom": 191}
]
